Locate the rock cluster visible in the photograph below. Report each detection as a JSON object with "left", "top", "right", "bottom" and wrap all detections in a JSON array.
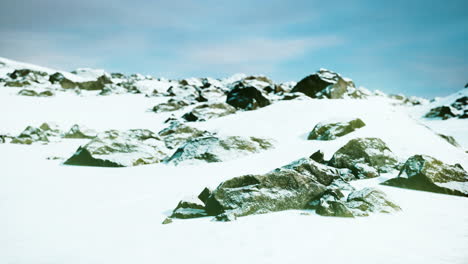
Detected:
[{"left": 308, "top": 118, "right": 366, "bottom": 140}]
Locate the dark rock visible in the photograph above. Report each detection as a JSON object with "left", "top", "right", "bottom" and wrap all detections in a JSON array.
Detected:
[
  {"left": 424, "top": 106, "right": 456, "bottom": 120},
  {"left": 308, "top": 118, "right": 366, "bottom": 141},
  {"left": 165, "top": 136, "right": 274, "bottom": 165},
  {"left": 291, "top": 69, "right": 358, "bottom": 99},
  {"left": 451, "top": 96, "right": 467, "bottom": 110},
  {"left": 329, "top": 138, "right": 399, "bottom": 179},
  {"left": 162, "top": 218, "right": 173, "bottom": 224},
  {"left": 38, "top": 90, "right": 54, "bottom": 97},
  {"left": 181, "top": 112, "right": 199, "bottom": 122},
  {"left": 198, "top": 188, "right": 212, "bottom": 205},
  {"left": 64, "top": 129, "right": 168, "bottom": 167},
  {"left": 309, "top": 150, "right": 325, "bottom": 164},
  {"left": 382, "top": 155, "right": 468, "bottom": 197},
  {"left": 226, "top": 82, "right": 271, "bottom": 110},
  {"left": 8, "top": 69, "right": 47, "bottom": 79}
]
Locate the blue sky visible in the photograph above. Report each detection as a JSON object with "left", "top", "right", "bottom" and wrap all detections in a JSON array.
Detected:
[{"left": 1, "top": 0, "right": 467, "bottom": 97}]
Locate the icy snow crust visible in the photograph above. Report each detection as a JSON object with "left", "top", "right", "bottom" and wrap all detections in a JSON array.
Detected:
[{"left": 0, "top": 59, "right": 467, "bottom": 264}]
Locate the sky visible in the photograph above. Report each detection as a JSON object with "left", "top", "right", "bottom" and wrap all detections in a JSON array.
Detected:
[{"left": 0, "top": 0, "right": 467, "bottom": 97}]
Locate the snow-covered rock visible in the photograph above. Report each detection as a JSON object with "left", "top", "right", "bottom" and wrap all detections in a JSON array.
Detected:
[
  {"left": 181, "top": 102, "right": 236, "bottom": 122},
  {"left": 329, "top": 138, "right": 399, "bottom": 179},
  {"left": 226, "top": 82, "right": 271, "bottom": 110},
  {"left": 307, "top": 118, "right": 366, "bottom": 141},
  {"left": 64, "top": 129, "right": 168, "bottom": 167},
  {"left": 382, "top": 155, "right": 468, "bottom": 197}
]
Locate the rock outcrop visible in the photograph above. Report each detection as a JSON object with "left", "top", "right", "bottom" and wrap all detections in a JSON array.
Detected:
[
  {"left": 181, "top": 103, "right": 236, "bottom": 122},
  {"left": 158, "top": 121, "right": 212, "bottom": 150},
  {"left": 308, "top": 118, "right": 366, "bottom": 140},
  {"left": 382, "top": 155, "right": 468, "bottom": 197},
  {"left": 11, "top": 126, "right": 49, "bottom": 144},
  {"left": 63, "top": 124, "right": 98, "bottom": 139}
]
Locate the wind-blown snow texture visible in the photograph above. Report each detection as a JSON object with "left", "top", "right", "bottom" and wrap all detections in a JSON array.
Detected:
[{"left": 0, "top": 57, "right": 467, "bottom": 264}]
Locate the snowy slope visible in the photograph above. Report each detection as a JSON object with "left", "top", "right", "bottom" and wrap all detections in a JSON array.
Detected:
[{"left": 0, "top": 58, "right": 467, "bottom": 264}]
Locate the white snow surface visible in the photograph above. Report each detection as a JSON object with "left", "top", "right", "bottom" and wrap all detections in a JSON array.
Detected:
[{"left": 1, "top": 61, "right": 468, "bottom": 263}]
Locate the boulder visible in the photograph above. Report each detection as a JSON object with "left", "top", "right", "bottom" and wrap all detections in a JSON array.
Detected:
[
  {"left": 165, "top": 136, "right": 274, "bottom": 165},
  {"left": 181, "top": 103, "right": 236, "bottom": 122},
  {"left": 382, "top": 155, "right": 468, "bottom": 197},
  {"left": 8, "top": 69, "right": 47, "bottom": 80},
  {"left": 307, "top": 118, "right": 366, "bottom": 140},
  {"left": 5, "top": 80, "right": 31, "bottom": 87},
  {"left": 64, "top": 129, "right": 168, "bottom": 167},
  {"left": 152, "top": 99, "right": 189, "bottom": 113},
  {"left": 63, "top": 124, "right": 98, "bottom": 139},
  {"left": 39, "top": 122, "right": 61, "bottom": 137},
  {"left": 17, "top": 89, "right": 54, "bottom": 97},
  {"left": 11, "top": 126, "right": 49, "bottom": 144},
  {"left": 49, "top": 73, "right": 78, "bottom": 89},
  {"left": 329, "top": 138, "right": 399, "bottom": 179},
  {"left": 204, "top": 169, "right": 327, "bottom": 219},
  {"left": 309, "top": 150, "right": 325, "bottom": 164},
  {"left": 158, "top": 121, "right": 212, "bottom": 149},
  {"left": 226, "top": 82, "right": 271, "bottom": 110},
  {"left": 291, "top": 69, "right": 358, "bottom": 99}
]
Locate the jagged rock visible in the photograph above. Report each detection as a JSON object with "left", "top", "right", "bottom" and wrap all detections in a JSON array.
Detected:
[
  {"left": 329, "top": 138, "right": 399, "bottom": 179},
  {"left": 181, "top": 103, "right": 236, "bottom": 122},
  {"left": 11, "top": 126, "right": 49, "bottom": 144},
  {"left": 111, "top": 73, "right": 126, "bottom": 79},
  {"left": 64, "top": 129, "right": 168, "bottom": 167},
  {"left": 78, "top": 75, "right": 112, "bottom": 90},
  {"left": 165, "top": 136, "right": 274, "bottom": 165},
  {"left": 280, "top": 92, "right": 311, "bottom": 101},
  {"left": 425, "top": 106, "right": 456, "bottom": 120},
  {"left": 162, "top": 218, "right": 173, "bottom": 225},
  {"left": 170, "top": 198, "right": 208, "bottom": 219},
  {"left": 382, "top": 155, "right": 468, "bottom": 197},
  {"left": 226, "top": 82, "right": 271, "bottom": 110},
  {"left": 63, "top": 124, "right": 98, "bottom": 139},
  {"left": 166, "top": 85, "right": 201, "bottom": 102},
  {"left": 291, "top": 69, "right": 360, "bottom": 99},
  {"left": 152, "top": 99, "right": 189, "bottom": 113},
  {"left": 308, "top": 118, "right": 366, "bottom": 140},
  {"left": 49, "top": 73, "right": 78, "bottom": 89},
  {"left": 158, "top": 121, "right": 212, "bottom": 149},
  {"left": 198, "top": 187, "right": 212, "bottom": 205},
  {"left": 309, "top": 150, "right": 325, "bottom": 164},
  {"left": 451, "top": 96, "right": 467, "bottom": 110},
  {"left": 279, "top": 158, "right": 342, "bottom": 186},
  {"left": 438, "top": 134, "right": 460, "bottom": 147}
]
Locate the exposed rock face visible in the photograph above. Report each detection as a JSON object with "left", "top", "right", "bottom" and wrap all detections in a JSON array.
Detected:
[
  {"left": 181, "top": 103, "right": 236, "bottom": 122},
  {"left": 8, "top": 69, "right": 47, "bottom": 82},
  {"left": 169, "top": 158, "right": 400, "bottom": 221},
  {"left": 49, "top": 72, "right": 78, "bottom": 89},
  {"left": 329, "top": 138, "right": 399, "bottom": 179},
  {"left": 63, "top": 124, "right": 98, "bottom": 139},
  {"left": 165, "top": 136, "right": 274, "bottom": 165},
  {"left": 382, "top": 155, "right": 468, "bottom": 197},
  {"left": 309, "top": 150, "right": 325, "bottom": 164},
  {"left": 308, "top": 118, "right": 366, "bottom": 141},
  {"left": 64, "top": 129, "right": 168, "bottom": 167},
  {"left": 11, "top": 126, "right": 49, "bottom": 144},
  {"left": 152, "top": 99, "right": 189, "bottom": 113},
  {"left": 291, "top": 69, "right": 366, "bottom": 99},
  {"left": 158, "top": 121, "right": 212, "bottom": 150},
  {"left": 226, "top": 83, "right": 271, "bottom": 110}
]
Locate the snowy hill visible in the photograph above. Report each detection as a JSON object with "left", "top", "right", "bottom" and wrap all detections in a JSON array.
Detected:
[{"left": 0, "top": 58, "right": 467, "bottom": 264}]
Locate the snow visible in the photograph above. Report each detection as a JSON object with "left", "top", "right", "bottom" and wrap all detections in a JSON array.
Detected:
[{"left": 1, "top": 59, "right": 468, "bottom": 264}]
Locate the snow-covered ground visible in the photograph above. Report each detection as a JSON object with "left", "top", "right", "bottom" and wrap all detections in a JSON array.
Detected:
[{"left": 1, "top": 59, "right": 467, "bottom": 264}]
